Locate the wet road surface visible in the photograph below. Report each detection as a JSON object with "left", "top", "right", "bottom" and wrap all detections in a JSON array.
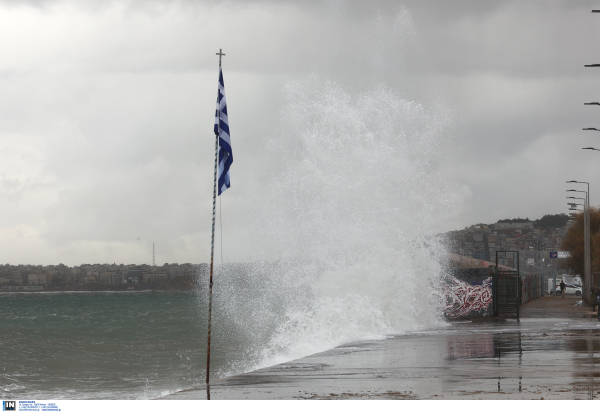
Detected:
[
  {"left": 520, "top": 295, "right": 595, "bottom": 318},
  {"left": 165, "top": 297, "right": 600, "bottom": 399}
]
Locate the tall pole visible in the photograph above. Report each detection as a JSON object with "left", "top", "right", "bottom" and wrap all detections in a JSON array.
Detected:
[
  {"left": 583, "top": 199, "right": 589, "bottom": 301},
  {"left": 207, "top": 48, "right": 225, "bottom": 392},
  {"left": 579, "top": 184, "right": 591, "bottom": 302},
  {"left": 586, "top": 185, "right": 591, "bottom": 302},
  {"left": 206, "top": 131, "right": 218, "bottom": 388},
  {"left": 553, "top": 257, "right": 557, "bottom": 295},
  {"left": 580, "top": 186, "right": 590, "bottom": 302},
  {"left": 540, "top": 244, "right": 544, "bottom": 296},
  {"left": 568, "top": 181, "right": 591, "bottom": 302}
]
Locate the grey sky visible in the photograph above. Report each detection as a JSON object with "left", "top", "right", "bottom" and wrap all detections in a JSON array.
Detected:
[{"left": 0, "top": 0, "right": 597, "bottom": 265}]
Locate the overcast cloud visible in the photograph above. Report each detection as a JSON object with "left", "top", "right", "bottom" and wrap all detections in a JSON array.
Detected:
[{"left": 0, "top": 0, "right": 598, "bottom": 265}]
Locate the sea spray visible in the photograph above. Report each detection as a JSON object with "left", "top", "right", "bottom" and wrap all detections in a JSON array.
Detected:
[{"left": 207, "top": 75, "right": 456, "bottom": 378}]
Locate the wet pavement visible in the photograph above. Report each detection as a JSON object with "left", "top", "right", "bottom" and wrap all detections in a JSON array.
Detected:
[
  {"left": 520, "top": 295, "right": 596, "bottom": 318},
  {"left": 165, "top": 296, "right": 600, "bottom": 400}
]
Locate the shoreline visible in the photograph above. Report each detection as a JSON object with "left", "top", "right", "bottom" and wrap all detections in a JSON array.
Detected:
[
  {"left": 1, "top": 274, "right": 199, "bottom": 293},
  {"left": 0, "top": 288, "right": 195, "bottom": 293}
]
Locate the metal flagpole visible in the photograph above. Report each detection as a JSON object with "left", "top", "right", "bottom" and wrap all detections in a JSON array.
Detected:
[{"left": 207, "top": 49, "right": 225, "bottom": 396}]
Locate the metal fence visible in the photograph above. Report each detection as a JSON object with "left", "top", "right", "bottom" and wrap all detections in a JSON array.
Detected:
[{"left": 497, "top": 250, "right": 561, "bottom": 296}]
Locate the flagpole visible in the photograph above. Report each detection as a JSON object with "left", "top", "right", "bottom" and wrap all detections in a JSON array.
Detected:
[
  {"left": 206, "top": 49, "right": 226, "bottom": 400},
  {"left": 207, "top": 49, "right": 225, "bottom": 395},
  {"left": 206, "top": 127, "right": 218, "bottom": 389}
]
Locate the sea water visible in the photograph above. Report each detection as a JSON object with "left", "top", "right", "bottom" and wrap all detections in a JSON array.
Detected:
[{"left": 0, "top": 291, "right": 248, "bottom": 400}]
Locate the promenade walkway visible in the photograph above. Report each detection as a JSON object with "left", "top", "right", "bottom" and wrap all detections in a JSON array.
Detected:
[
  {"left": 165, "top": 296, "right": 600, "bottom": 400},
  {"left": 520, "top": 295, "right": 595, "bottom": 319}
]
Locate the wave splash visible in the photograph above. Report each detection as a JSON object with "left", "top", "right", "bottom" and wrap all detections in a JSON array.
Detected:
[{"left": 211, "top": 74, "right": 456, "bottom": 377}]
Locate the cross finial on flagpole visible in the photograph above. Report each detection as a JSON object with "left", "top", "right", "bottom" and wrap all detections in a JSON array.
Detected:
[{"left": 216, "top": 48, "right": 225, "bottom": 67}]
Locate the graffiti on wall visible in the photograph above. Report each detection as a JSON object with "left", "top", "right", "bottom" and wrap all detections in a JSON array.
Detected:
[
  {"left": 521, "top": 273, "right": 541, "bottom": 305},
  {"left": 444, "top": 276, "right": 493, "bottom": 318}
]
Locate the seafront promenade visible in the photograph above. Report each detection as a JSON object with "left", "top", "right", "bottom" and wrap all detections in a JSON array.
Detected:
[{"left": 165, "top": 296, "right": 600, "bottom": 400}]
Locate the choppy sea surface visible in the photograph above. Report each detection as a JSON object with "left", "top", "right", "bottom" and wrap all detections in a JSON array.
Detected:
[{"left": 0, "top": 291, "right": 241, "bottom": 400}]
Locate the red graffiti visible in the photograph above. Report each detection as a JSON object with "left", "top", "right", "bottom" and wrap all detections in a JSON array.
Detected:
[{"left": 444, "top": 276, "right": 493, "bottom": 318}]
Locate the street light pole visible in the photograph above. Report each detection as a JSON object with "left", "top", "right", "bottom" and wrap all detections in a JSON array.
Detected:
[
  {"left": 567, "top": 181, "right": 591, "bottom": 303},
  {"left": 538, "top": 239, "right": 544, "bottom": 295}
]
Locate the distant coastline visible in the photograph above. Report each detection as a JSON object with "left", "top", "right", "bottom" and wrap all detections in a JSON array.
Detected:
[{"left": 0, "top": 274, "right": 198, "bottom": 292}]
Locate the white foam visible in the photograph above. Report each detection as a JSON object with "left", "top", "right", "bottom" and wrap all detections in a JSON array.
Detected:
[{"left": 214, "top": 71, "right": 456, "bottom": 378}]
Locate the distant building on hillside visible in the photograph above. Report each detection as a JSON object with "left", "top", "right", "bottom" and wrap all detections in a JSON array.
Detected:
[
  {"left": 493, "top": 222, "right": 534, "bottom": 229},
  {"left": 27, "top": 273, "right": 48, "bottom": 286}
]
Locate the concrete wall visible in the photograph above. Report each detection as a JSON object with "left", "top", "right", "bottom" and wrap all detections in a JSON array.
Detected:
[
  {"left": 520, "top": 272, "right": 542, "bottom": 305},
  {"left": 446, "top": 254, "right": 543, "bottom": 320},
  {"left": 450, "top": 254, "right": 494, "bottom": 269},
  {"left": 444, "top": 267, "right": 541, "bottom": 320}
]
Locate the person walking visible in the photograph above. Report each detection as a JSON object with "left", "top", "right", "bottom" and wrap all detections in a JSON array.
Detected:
[{"left": 560, "top": 280, "right": 566, "bottom": 298}]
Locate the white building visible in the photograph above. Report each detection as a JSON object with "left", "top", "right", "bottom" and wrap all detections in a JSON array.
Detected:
[{"left": 28, "top": 273, "right": 47, "bottom": 285}]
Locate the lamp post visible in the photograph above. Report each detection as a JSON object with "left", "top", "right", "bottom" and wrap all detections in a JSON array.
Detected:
[
  {"left": 567, "top": 196, "right": 586, "bottom": 202},
  {"left": 577, "top": 21, "right": 597, "bottom": 301},
  {"left": 533, "top": 239, "right": 545, "bottom": 294},
  {"left": 583, "top": 19, "right": 600, "bottom": 292},
  {"left": 567, "top": 181, "right": 591, "bottom": 303}
]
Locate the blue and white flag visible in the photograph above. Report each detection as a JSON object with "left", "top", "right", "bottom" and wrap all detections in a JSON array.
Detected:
[{"left": 214, "top": 67, "right": 232, "bottom": 195}]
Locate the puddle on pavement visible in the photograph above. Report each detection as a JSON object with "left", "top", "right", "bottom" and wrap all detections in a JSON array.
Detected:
[{"left": 439, "top": 319, "right": 600, "bottom": 399}]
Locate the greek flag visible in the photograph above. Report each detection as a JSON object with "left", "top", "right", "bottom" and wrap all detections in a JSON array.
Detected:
[{"left": 214, "top": 67, "right": 232, "bottom": 195}]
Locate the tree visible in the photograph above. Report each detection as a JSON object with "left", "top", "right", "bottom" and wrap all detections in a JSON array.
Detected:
[
  {"left": 497, "top": 217, "right": 530, "bottom": 223},
  {"left": 560, "top": 207, "right": 600, "bottom": 274},
  {"left": 535, "top": 213, "right": 569, "bottom": 229}
]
